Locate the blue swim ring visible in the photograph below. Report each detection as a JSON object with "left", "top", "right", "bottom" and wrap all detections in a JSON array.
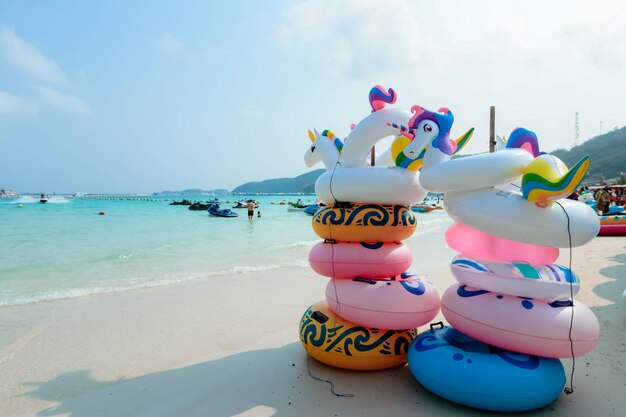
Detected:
[{"left": 408, "top": 326, "right": 565, "bottom": 412}]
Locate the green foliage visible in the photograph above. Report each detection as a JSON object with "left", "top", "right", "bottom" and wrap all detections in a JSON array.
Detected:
[
  {"left": 232, "top": 169, "right": 324, "bottom": 194},
  {"left": 552, "top": 125, "right": 626, "bottom": 181}
]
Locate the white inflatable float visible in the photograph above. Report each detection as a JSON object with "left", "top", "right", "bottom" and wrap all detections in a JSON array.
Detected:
[
  {"left": 315, "top": 167, "right": 425, "bottom": 205},
  {"left": 444, "top": 188, "right": 600, "bottom": 247},
  {"left": 420, "top": 149, "right": 532, "bottom": 193}
]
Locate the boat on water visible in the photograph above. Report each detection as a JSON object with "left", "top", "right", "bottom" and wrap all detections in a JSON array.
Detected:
[
  {"left": 170, "top": 199, "right": 192, "bottom": 206},
  {"left": 39, "top": 194, "right": 48, "bottom": 204},
  {"left": 304, "top": 203, "right": 325, "bottom": 215},
  {"left": 232, "top": 200, "right": 258, "bottom": 209},
  {"left": 188, "top": 202, "right": 211, "bottom": 211},
  {"left": 208, "top": 204, "right": 238, "bottom": 218}
]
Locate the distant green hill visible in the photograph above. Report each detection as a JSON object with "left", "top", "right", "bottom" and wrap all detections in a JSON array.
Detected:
[
  {"left": 552, "top": 125, "right": 626, "bottom": 181},
  {"left": 232, "top": 169, "right": 324, "bottom": 194}
]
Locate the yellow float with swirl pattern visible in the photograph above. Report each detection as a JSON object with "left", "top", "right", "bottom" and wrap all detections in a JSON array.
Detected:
[
  {"left": 299, "top": 301, "right": 416, "bottom": 371},
  {"left": 312, "top": 203, "right": 416, "bottom": 242}
]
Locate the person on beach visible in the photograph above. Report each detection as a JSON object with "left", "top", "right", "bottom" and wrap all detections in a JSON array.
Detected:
[
  {"left": 247, "top": 200, "right": 255, "bottom": 221},
  {"left": 257, "top": 211, "right": 261, "bottom": 218},
  {"left": 597, "top": 187, "right": 611, "bottom": 215}
]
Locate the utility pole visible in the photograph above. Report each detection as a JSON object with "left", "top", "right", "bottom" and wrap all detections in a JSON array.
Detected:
[
  {"left": 489, "top": 106, "right": 496, "bottom": 153},
  {"left": 574, "top": 112, "right": 580, "bottom": 148}
]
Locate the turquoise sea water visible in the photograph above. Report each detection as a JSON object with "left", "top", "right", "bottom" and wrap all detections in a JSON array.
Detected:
[{"left": 0, "top": 195, "right": 451, "bottom": 306}]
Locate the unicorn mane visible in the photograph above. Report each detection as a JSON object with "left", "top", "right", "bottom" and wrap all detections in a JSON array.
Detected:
[{"left": 369, "top": 85, "right": 397, "bottom": 112}]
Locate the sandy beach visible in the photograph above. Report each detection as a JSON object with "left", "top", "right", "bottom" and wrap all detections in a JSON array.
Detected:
[{"left": 1, "top": 225, "right": 624, "bottom": 417}]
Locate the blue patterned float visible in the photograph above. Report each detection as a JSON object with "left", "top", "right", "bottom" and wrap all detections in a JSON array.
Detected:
[{"left": 408, "top": 326, "right": 565, "bottom": 412}]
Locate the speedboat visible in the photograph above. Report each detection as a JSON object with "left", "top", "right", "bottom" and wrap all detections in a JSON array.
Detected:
[
  {"left": 39, "top": 194, "right": 48, "bottom": 203},
  {"left": 206, "top": 198, "right": 223, "bottom": 204},
  {"left": 208, "top": 204, "right": 238, "bottom": 218}
]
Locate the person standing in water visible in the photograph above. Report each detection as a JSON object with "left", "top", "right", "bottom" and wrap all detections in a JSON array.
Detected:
[{"left": 247, "top": 200, "right": 255, "bottom": 221}]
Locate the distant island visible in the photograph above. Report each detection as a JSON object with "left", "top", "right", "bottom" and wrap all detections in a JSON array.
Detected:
[
  {"left": 231, "top": 169, "right": 324, "bottom": 194},
  {"left": 153, "top": 188, "right": 230, "bottom": 196},
  {"left": 552, "top": 124, "right": 626, "bottom": 182}
]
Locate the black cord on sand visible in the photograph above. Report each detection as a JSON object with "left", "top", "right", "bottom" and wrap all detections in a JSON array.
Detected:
[
  {"left": 305, "top": 158, "right": 354, "bottom": 397},
  {"left": 555, "top": 200, "right": 576, "bottom": 395},
  {"left": 306, "top": 356, "right": 355, "bottom": 398}
]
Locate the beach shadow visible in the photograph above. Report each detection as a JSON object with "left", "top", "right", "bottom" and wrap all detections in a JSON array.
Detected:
[
  {"left": 594, "top": 245, "right": 626, "bottom": 307},
  {"left": 22, "top": 341, "right": 577, "bottom": 417}
]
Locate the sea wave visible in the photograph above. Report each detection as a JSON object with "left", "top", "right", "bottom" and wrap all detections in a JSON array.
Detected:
[
  {"left": 274, "top": 240, "right": 319, "bottom": 250},
  {"left": 0, "top": 260, "right": 309, "bottom": 307},
  {"left": 8, "top": 196, "right": 70, "bottom": 204}
]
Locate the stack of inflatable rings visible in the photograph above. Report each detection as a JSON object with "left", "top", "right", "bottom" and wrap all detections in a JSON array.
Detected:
[
  {"left": 408, "top": 221, "right": 600, "bottom": 411},
  {"left": 300, "top": 203, "right": 441, "bottom": 371}
]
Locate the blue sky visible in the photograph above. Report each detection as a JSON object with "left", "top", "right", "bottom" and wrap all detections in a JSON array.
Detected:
[{"left": 1, "top": 0, "right": 625, "bottom": 193}]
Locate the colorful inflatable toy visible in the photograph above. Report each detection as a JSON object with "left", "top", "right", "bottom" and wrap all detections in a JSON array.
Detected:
[
  {"left": 450, "top": 255, "right": 580, "bottom": 301},
  {"left": 304, "top": 129, "right": 341, "bottom": 170},
  {"left": 598, "top": 214, "right": 626, "bottom": 236},
  {"left": 312, "top": 204, "right": 416, "bottom": 242},
  {"left": 325, "top": 273, "right": 440, "bottom": 330},
  {"left": 444, "top": 188, "right": 600, "bottom": 247},
  {"left": 408, "top": 326, "right": 565, "bottom": 412},
  {"left": 441, "top": 284, "right": 600, "bottom": 358},
  {"left": 308, "top": 241, "right": 412, "bottom": 279},
  {"left": 445, "top": 222, "right": 560, "bottom": 264},
  {"left": 299, "top": 301, "right": 416, "bottom": 370}
]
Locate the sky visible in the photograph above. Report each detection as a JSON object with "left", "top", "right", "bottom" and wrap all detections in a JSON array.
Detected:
[{"left": 1, "top": 0, "right": 625, "bottom": 193}]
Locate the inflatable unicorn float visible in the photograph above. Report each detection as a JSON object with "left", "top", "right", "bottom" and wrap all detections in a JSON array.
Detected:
[
  {"left": 299, "top": 86, "right": 474, "bottom": 371},
  {"left": 388, "top": 113, "right": 601, "bottom": 411},
  {"left": 300, "top": 85, "right": 601, "bottom": 412}
]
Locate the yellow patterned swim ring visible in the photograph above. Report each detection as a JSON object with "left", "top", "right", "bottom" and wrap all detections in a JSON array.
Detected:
[
  {"left": 299, "top": 301, "right": 416, "bottom": 371},
  {"left": 312, "top": 204, "right": 416, "bottom": 242}
]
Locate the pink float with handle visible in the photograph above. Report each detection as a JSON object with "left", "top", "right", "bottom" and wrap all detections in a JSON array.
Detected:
[
  {"left": 308, "top": 241, "right": 412, "bottom": 279},
  {"left": 441, "top": 284, "right": 600, "bottom": 358},
  {"left": 325, "top": 273, "right": 440, "bottom": 330}
]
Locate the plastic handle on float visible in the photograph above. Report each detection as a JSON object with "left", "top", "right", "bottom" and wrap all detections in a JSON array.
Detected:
[
  {"left": 353, "top": 277, "right": 377, "bottom": 285},
  {"left": 429, "top": 321, "right": 445, "bottom": 332},
  {"left": 311, "top": 311, "right": 329, "bottom": 324}
]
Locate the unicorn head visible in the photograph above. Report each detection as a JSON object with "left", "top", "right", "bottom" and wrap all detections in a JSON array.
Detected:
[
  {"left": 387, "top": 105, "right": 458, "bottom": 170},
  {"left": 304, "top": 128, "right": 342, "bottom": 170}
]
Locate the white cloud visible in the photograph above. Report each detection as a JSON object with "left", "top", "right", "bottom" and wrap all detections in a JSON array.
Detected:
[
  {"left": 36, "top": 86, "right": 90, "bottom": 115},
  {"left": 0, "top": 90, "right": 37, "bottom": 116},
  {"left": 0, "top": 26, "right": 67, "bottom": 84},
  {"left": 277, "top": 0, "right": 430, "bottom": 76},
  {"left": 156, "top": 33, "right": 184, "bottom": 56}
]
